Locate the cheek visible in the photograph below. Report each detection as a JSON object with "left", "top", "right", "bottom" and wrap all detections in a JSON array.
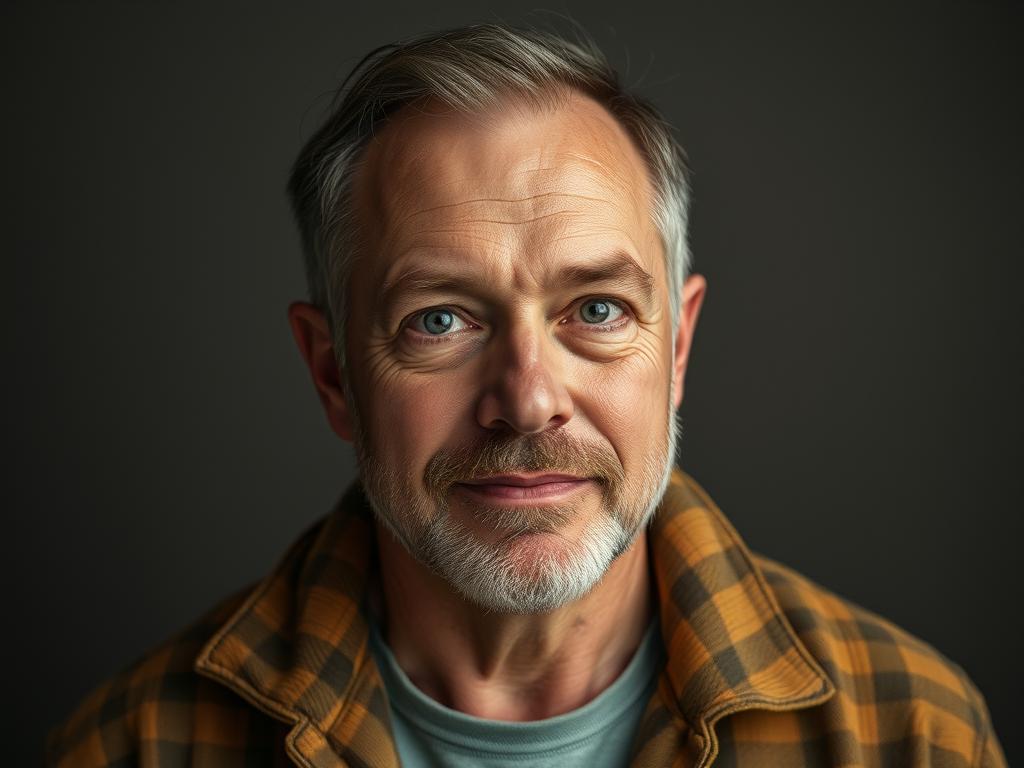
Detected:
[
  {"left": 358, "top": 366, "right": 475, "bottom": 477},
  {"left": 570, "top": 350, "right": 671, "bottom": 473}
]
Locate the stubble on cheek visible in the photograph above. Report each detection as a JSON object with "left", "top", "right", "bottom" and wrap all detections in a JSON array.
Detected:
[{"left": 353, "top": 371, "right": 472, "bottom": 528}]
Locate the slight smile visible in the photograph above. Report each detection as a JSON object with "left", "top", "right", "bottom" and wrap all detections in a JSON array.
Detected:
[{"left": 456, "top": 474, "right": 595, "bottom": 503}]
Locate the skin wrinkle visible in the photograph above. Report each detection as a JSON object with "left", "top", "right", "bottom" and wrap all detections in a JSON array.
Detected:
[
  {"left": 292, "top": 89, "right": 707, "bottom": 721},
  {"left": 398, "top": 190, "right": 613, "bottom": 218},
  {"left": 381, "top": 186, "right": 607, "bottom": 248},
  {"left": 427, "top": 212, "right": 589, "bottom": 227},
  {"left": 370, "top": 100, "right": 646, "bottom": 256},
  {"left": 392, "top": 202, "right": 617, "bottom": 255}
]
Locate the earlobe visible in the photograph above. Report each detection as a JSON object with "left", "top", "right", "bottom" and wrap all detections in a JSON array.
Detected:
[
  {"left": 287, "top": 301, "right": 355, "bottom": 442},
  {"left": 671, "top": 274, "right": 707, "bottom": 408}
]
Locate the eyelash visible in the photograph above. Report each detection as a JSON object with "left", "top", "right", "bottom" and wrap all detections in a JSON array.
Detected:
[{"left": 403, "top": 298, "right": 633, "bottom": 342}]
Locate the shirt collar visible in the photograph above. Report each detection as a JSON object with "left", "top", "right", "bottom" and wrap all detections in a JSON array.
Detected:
[{"left": 195, "top": 469, "right": 834, "bottom": 760}]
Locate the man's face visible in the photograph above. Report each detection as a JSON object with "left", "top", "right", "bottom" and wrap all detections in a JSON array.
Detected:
[{"left": 343, "top": 92, "right": 684, "bottom": 613}]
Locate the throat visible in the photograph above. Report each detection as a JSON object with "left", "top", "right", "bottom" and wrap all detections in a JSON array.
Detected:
[{"left": 373, "top": 525, "right": 655, "bottom": 721}]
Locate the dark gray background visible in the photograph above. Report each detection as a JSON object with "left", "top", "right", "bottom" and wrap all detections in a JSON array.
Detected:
[{"left": 6, "top": 2, "right": 1021, "bottom": 765}]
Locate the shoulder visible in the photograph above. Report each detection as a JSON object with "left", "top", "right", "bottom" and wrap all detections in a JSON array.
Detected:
[
  {"left": 752, "top": 553, "right": 1005, "bottom": 767},
  {"left": 45, "top": 585, "right": 290, "bottom": 767}
]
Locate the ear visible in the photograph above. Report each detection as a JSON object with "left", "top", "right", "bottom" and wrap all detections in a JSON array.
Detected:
[
  {"left": 671, "top": 274, "right": 707, "bottom": 409},
  {"left": 287, "top": 301, "right": 354, "bottom": 442}
]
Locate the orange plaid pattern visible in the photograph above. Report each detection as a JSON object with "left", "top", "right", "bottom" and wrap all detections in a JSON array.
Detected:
[{"left": 47, "top": 470, "right": 1006, "bottom": 766}]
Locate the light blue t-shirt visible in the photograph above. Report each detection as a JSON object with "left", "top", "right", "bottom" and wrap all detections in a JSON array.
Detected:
[{"left": 368, "top": 618, "right": 664, "bottom": 767}]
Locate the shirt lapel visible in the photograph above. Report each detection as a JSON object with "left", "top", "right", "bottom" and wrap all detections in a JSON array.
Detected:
[
  {"left": 631, "top": 469, "right": 836, "bottom": 766},
  {"left": 194, "top": 484, "right": 398, "bottom": 768}
]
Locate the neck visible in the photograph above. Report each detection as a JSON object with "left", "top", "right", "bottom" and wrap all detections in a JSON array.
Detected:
[{"left": 370, "top": 523, "right": 654, "bottom": 721}]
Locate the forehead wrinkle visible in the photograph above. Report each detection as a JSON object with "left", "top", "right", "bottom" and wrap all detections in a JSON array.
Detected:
[
  {"left": 386, "top": 192, "right": 625, "bottom": 264},
  {"left": 395, "top": 188, "right": 622, "bottom": 236},
  {"left": 370, "top": 130, "right": 648, "bottom": 249},
  {"left": 561, "top": 151, "right": 649, "bottom": 218},
  {"left": 407, "top": 232, "right": 518, "bottom": 257},
  {"left": 357, "top": 92, "right": 661, "bottom": 303},
  {"left": 401, "top": 190, "right": 612, "bottom": 219},
  {"left": 381, "top": 131, "right": 642, "bottom": 215},
  {"left": 429, "top": 210, "right": 589, "bottom": 228},
  {"left": 550, "top": 225, "right": 644, "bottom": 249}
]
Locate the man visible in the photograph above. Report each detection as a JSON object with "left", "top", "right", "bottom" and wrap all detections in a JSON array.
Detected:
[{"left": 48, "top": 23, "right": 1005, "bottom": 768}]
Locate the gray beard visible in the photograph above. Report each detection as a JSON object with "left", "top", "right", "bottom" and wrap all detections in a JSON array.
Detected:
[{"left": 352, "top": 389, "right": 679, "bottom": 614}]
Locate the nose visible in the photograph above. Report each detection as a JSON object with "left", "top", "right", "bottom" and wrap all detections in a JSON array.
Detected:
[{"left": 475, "top": 320, "right": 574, "bottom": 434}]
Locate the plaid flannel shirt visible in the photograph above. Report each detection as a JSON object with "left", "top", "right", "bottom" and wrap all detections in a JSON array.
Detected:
[{"left": 47, "top": 470, "right": 1007, "bottom": 767}]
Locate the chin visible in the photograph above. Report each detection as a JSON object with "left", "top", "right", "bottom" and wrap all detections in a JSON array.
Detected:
[{"left": 423, "top": 515, "right": 635, "bottom": 614}]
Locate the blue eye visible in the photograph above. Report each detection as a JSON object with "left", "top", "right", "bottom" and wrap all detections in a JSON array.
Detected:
[
  {"left": 579, "top": 299, "right": 624, "bottom": 324},
  {"left": 412, "top": 308, "right": 467, "bottom": 335}
]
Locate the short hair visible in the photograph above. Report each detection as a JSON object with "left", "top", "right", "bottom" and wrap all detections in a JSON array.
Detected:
[{"left": 287, "top": 23, "right": 692, "bottom": 363}]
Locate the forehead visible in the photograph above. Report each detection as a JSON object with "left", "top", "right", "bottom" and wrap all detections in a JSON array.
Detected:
[{"left": 352, "top": 90, "right": 662, "bottom": 288}]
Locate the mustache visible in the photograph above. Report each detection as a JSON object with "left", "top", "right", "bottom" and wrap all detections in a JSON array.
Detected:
[{"left": 423, "top": 430, "right": 625, "bottom": 506}]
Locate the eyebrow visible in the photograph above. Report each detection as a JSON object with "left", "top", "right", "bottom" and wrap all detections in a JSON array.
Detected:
[
  {"left": 379, "top": 250, "right": 657, "bottom": 318},
  {"left": 554, "top": 251, "right": 656, "bottom": 306}
]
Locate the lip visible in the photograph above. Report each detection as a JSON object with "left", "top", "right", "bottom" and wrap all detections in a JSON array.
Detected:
[
  {"left": 461, "top": 473, "right": 586, "bottom": 487},
  {"left": 456, "top": 474, "right": 593, "bottom": 503}
]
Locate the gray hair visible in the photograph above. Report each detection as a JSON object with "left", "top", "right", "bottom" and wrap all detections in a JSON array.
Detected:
[{"left": 287, "top": 24, "right": 692, "bottom": 363}]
